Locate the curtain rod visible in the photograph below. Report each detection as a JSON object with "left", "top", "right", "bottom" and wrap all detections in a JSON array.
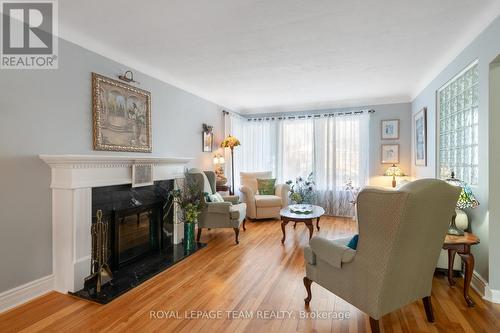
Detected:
[{"left": 245, "top": 109, "right": 375, "bottom": 121}]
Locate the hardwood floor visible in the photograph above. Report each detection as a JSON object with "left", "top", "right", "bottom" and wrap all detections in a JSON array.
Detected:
[{"left": 1, "top": 217, "right": 500, "bottom": 332}]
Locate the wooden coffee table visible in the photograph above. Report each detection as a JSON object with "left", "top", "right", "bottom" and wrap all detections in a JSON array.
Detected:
[
  {"left": 443, "top": 232, "right": 480, "bottom": 307},
  {"left": 280, "top": 205, "right": 325, "bottom": 244}
]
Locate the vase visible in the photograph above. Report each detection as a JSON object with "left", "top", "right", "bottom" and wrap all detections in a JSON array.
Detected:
[{"left": 184, "top": 221, "right": 196, "bottom": 251}]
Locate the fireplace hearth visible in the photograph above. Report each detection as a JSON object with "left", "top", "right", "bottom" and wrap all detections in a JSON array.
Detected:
[{"left": 70, "top": 180, "right": 206, "bottom": 304}]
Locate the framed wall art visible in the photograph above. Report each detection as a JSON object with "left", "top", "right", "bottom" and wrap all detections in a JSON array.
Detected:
[
  {"left": 381, "top": 144, "right": 400, "bottom": 164},
  {"left": 92, "top": 73, "right": 152, "bottom": 152},
  {"left": 202, "top": 123, "right": 213, "bottom": 152},
  {"left": 414, "top": 107, "right": 427, "bottom": 166},
  {"left": 381, "top": 119, "right": 399, "bottom": 140},
  {"left": 132, "top": 164, "right": 154, "bottom": 187}
]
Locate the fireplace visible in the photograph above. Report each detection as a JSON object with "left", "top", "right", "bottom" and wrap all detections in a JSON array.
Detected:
[
  {"left": 40, "top": 154, "right": 206, "bottom": 304},
  {"left": 91, "top": 181, "right": 174, "bottom": 273},
  {"left": 68, "top": 180, "right": 206, "bottom": 303}
]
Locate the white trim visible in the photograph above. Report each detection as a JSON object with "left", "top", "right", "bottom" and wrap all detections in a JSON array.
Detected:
[
  {"left": 0, "top": 275, "right": 54, "bottom": 313},
  {"left": 437, "top": 59, "right": 479, "bottom": 93},
  {"left": 470, "top": 271, "right": 500, "bottom": 304}
]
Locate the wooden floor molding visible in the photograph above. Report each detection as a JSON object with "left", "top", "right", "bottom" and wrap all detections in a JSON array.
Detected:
[{"left": 1, "top": 217, "right": 500, "bottom": 332}]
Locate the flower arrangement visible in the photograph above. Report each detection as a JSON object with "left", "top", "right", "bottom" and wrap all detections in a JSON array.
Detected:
[
  {"left": 286, "top": 172, "right": 316, "bottom": 204},
  {"left": 220, "top": 135, "right": 241, "bottom": 149},
  {"left": 345, "top": 179, "right": 360, "bottom": 204},
  {"left": 165, "top": 173, "right": 202, "bottom": 224}
]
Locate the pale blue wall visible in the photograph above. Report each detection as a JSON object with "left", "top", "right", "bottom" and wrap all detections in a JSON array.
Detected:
[
  {"left": 0, "top": 38, "right": 225, "bottom": 293},
  {"left": 411, "top": 15, "right": 500, "bottom": 285}
]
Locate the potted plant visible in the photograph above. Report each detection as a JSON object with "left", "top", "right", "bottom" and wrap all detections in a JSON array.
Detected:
[{"left": 166, "top": 173, "right": 202, "bottom": 251}]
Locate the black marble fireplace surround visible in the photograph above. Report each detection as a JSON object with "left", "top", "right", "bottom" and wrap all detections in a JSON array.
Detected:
[{"left": 70, "top": 180, "right": 206, "bottom": 304}]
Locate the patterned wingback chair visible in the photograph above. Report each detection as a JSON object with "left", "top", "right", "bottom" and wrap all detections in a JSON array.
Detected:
[
  {"left": 302, "top": 179, "right": 460, "bottom": 332},
  {"left": 187, "top": 169, "right": 247, "bottom": 244}
]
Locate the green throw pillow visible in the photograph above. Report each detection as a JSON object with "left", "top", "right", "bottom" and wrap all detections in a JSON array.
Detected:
[{"left": 257, "top": 178, "right": 276, "bottom": 195}]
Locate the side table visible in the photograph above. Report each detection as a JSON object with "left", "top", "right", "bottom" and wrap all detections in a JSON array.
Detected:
[
  {"left": 216, "top": 184, "right": 231, "bottom": 196},
  {"left": 442, "top": 232, "right": 480, "bottom": 307}
]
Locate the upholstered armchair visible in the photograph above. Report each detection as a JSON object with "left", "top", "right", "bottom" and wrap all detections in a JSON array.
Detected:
[
  {"left": 303, "top": 179, "right": 460, "bottom": 333},
  {"left": 239, "top": 171, "right": 289, "bottom": 220},
  {"left": 187, "top": 169, "right": 247, "bottom": 244}
]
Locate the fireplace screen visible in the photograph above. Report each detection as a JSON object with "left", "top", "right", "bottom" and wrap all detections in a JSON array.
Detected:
[{"left": 117, "top": 210, "right": 152, "bottom": 266}]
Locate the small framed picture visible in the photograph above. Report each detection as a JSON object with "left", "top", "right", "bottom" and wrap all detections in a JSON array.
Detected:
[
  {"left": 381, "top": 144, "right": 400, "bottom": 164},
  {"left": 381, "top": 119, "right": 399, "bottom": 140},
  {"left": 414, "top": 107, "right": 427, "bottom": 166},
  {"left": 132, "top": 164, "right": 154, "bottom": 187},
  {"left": 202, "top": 124, "right": 213, "bottom": 152}
]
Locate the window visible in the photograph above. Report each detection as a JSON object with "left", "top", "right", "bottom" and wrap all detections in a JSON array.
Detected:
[
  {"left": 225, "top": 112, "right": 370, "bottom": 216},
  {"left": 438, "top": 61, "right": 479, "bottom": 185}
]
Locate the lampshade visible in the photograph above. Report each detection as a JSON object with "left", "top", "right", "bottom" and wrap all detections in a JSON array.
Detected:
[
  {"left": 220, "top": 135, "right": 241, "bottom": 149},
  {"left": 385, "top": 164, "right": 402, "bottom": 177},
  {"left": 446, "top": 173, "right": 480, "bottom": 209}
]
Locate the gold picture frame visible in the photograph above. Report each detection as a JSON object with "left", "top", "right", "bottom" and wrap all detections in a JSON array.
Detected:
[{"left": 92, "top": 73, "right": 152, "bottom": 152}]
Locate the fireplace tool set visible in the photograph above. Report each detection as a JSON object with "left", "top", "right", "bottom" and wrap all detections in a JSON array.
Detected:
[{"left": 84, "top": 209, "right": 113, "bottom": 294}]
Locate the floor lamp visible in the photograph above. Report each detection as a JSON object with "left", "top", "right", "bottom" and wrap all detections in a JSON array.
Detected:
[{"left": 220, "top": 135, "right": 240, "bottom": 195}]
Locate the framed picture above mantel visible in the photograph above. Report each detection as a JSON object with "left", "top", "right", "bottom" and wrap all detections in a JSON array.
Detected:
[{"left": 92, "top": 73, "right": 152, "bottom": 153}]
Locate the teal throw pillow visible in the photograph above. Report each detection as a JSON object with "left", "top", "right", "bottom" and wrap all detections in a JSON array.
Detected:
[
  {"left": 347, "top": 234, "right": 359, "bottom": 250},
  {"left": 257, "top": 178, "right": 276, "bottom": 195}
]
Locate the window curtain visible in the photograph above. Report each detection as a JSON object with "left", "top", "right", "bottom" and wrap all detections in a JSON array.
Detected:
[{"left": 224, "top": 112, "right": 370, "bottom": 217}]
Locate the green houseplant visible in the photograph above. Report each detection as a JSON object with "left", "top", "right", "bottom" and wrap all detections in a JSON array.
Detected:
[{"left": 166, "top": 173, "right": 202, "bottom": 251}]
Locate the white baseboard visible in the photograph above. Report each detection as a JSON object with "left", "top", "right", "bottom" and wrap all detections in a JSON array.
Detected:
[
  {"left": 0, "top": 275, "right": 54, "bottom": 313},
  {"left": 470, "top": 271, "right": 500, "bottom": 304}
]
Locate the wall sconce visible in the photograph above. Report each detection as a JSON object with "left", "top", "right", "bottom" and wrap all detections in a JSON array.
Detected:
[{"left": 118, "top": 70, "right": 139, "bottom": 84}]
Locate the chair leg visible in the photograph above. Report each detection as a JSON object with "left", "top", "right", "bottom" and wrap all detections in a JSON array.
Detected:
[
  {"left": 422, "top": 296, "right": 435, "bottom": 322},
  {"left": 242, "top": 218, "right": 246, "bottom": 231},
  {"left": 369, "top": 318, "right": 380, "bottom": 333},
  {"left": 303, "top": 277, "right": 312, "bottom": 305},
  {"left": 233, "top": 227, "right": 240, "bottom": 244},
  {"left": 197, "top": 228, "right": 202, "bottom": 242}
]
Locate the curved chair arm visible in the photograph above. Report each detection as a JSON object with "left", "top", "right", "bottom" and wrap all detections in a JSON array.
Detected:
[
  {"left": 309, "top": 236, "right": 356, "bottom": 268},
  {"left": 206, "top": 202, "right": 232, "bottom": 214},
  {"left": 275, "top": 183, "right": 290, "bottom": 207},
  {"left": 240, "top": 185, "right": 256, "bottom": 218},
  {"left": 223, "top": 195, "right": 240, "bottom": 204}
]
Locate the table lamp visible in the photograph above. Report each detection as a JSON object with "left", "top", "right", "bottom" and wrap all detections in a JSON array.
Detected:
[
  {"left": 220, "top": 135, "right": 241, "bottom": 195},
  {"left": 385, "top": 164, "right": 402, "bottom": 188},
  {"left": 213, "top": 154, "right": 227, "bottom": 186},
  {"left": 445, "top": 172, "right": 479, "bottom": 236}
]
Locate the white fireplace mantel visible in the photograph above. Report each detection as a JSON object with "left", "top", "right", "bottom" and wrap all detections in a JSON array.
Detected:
[
  {"left": 39, "top": 154, "right": 192, "bottom": 293},
  {"left": 39, "top": 154, "right": 192, "bottom": 189}
]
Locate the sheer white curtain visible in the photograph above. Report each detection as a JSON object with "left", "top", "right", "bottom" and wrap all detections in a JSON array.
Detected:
[
  {"left": 313, "top": 114, "right": 369, "bottom": 216},
  {"left": 225, "top": 113, "right": 279, "bottom": 192},
  {"left": 225, "top": 112, "right": 370, "bottom": 216}
]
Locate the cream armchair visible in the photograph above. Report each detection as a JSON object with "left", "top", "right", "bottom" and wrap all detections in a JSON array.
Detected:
[
  {"left": 303, "top": 179, "right": 460, "bottom": 333},
  {"left": 239, "top": 171, "right": 289, "bottom": 220},
  {"left": 187, "top": 169, "right": 246, "bottom": 244}
]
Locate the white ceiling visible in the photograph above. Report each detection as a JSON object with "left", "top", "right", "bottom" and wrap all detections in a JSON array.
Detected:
[{"left": 59, "top": 0, "right": 500, "bottom": 114}]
